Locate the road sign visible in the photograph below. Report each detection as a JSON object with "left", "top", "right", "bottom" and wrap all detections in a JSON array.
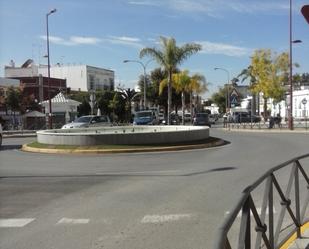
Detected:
[
  {"left": 230, "top": 88, "right": 239, "bottom": 98},
  {"left": 230, "top": 88, "right": 239, "bottom": 107}
]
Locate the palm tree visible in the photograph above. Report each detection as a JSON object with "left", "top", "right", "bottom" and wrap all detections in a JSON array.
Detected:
[
  {"left": 159, "top": 70, "right": 191, "bottom": 125},
  {"left": 188, "top": 73, "right": 207, "bottom": 118},
  {"left": 237, "top": 66, "right": 258, "bottom": 115},
  {"left": 118, "top": 88, "right": 139, "bottom": 122},
  {"left": 140, "top": 36, "right": 201, "bottom": 125}
]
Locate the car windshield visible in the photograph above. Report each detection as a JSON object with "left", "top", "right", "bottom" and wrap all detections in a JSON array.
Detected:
[
  {"left": 74, "top": 116, "right": 92, "bottom": 123},
  {"left": 135, "top": 112, "right": 152, "bottom": 118}
]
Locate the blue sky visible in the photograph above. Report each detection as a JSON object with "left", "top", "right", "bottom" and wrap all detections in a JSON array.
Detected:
[{"left": 1, "top": 0, "right": 309, "bottom": 98}]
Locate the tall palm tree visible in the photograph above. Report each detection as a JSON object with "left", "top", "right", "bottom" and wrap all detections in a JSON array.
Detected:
[
  {"left": 140, "top": 36, "right": 201, "bottom": 125},
  {"left": 159, "top": 70, "right": 191, "bottom": 125},
  {"left": 118, "top": 88, "right": 139, "bottom": 122},
  {"left": 188, "top": 73, "right": 207, "bottom": 118},
  {"left": 237, "top": 66, "right": 258, "bottom": 115}
]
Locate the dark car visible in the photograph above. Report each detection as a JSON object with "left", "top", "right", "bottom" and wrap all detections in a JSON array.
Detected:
[
  {"left": 133, "top": 110, "right": 160, "bottom": 125},
  {"left": 193, "top": 113, "right": 211, "bottom": 127},
  {"left": 232, "top": 112, "right": 261, "bottom": 123}
]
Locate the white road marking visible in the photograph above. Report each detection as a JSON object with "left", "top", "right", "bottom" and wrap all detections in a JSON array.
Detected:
[
  {"left": 57, "top": 218, "right": 90, "bottom": 225},
  {"left": 225, "top": 207, "right": 277, "bottom": 218},
  {"left": 141, "top": 214, "right": 193, "bottom": 224},
  {"left": 0, "top": 218, "right": 35, "bottom": 227}
]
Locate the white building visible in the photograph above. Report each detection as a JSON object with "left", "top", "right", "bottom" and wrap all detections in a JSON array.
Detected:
[
  {"left": 5, "top": 61, "right": 115, "bottom": 92},
  {"left": 38, "top": 64, "right": 115, "bottom": 92},
  {"left": 240, "top": 86, "right": 309, "bottom": 120}
]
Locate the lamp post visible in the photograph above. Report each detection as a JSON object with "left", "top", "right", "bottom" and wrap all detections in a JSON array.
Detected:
[
  {"left": 46, "top": 8, "right": 57, "bottom": 129},
  {"left": 214, "top": 67, "right": 230, "bottom": 113},
  {"left": 123, "top": 59, "right": 153, "bottom": 110},
  {"left": 288, "top": 0, "right": 302, "bottom": 130}
]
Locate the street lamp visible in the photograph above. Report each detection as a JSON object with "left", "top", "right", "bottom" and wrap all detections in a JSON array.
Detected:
[
  {"left": 288, "top": 0, "right": 302, "bottom": 130},
  {"left": 214, "top": 67, "right": 230, "bottom": 113},
  {"left": 46, "top": 8, "right": 57, "bottom": 129},
  {"left": 123, "top": 59, "right": 153, "bottom": 110}
]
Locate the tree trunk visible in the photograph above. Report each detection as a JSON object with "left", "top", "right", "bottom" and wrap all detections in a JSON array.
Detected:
[
  {"left": 181, "top": 91, "right": 185, "bottom": 125},
  {"left": 251, "top": 93, "right": 256, "bottom": 115},
  {"left": 167, "top": 70, "right": 172, "bottom": 125},
  {"left": 190, "top": 92, "right": 193, "bottom": 122},
  {"left": 263, "top": 97, "right": 268, "bottom": 121}
]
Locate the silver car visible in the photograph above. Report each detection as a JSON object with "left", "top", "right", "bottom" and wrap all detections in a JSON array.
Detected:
[{"left": 62, "top": 115, "right": 111, "bottom": 129}]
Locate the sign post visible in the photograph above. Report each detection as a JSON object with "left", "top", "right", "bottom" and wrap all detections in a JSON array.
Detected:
[{"left": 230, "top": 88, "right": 239, "bottom": 108}]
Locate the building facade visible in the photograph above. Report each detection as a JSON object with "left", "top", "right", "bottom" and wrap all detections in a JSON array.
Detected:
[
  {"left": 38, "top": 64, "right": 114, "bottom": 92},
  {"left": 5, "top": 62, "right": 115, "bottom": 92}
]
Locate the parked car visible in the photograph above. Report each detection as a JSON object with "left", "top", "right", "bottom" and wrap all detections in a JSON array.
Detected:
[
  {"left": 133, "top": 110, "right": 160, "bottom": 125},
  {"left": 0, "top": 124, "right": 2, "bottom": 147},
  {"left": 193, "top": 113, "right": 211, "bottom": 127},
  {"left": 184, "top": 113, "right": 192, "bottom": 123},
  {"left": 61, "top": 115, "right": 111, "bottom": 129},
  {"left": 158, "top": 113, "right": 165, "bottom": 123},
  {"left": 232, "top": 112, "right": 261, "bottom": 123},
  {"left": 208, "top": 114, "right": 219, "bottom": 124}
]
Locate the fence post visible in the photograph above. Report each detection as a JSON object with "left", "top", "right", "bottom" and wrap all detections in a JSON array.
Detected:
[{"left": 294, "top": 162, "right": 301, "bottom": 237}]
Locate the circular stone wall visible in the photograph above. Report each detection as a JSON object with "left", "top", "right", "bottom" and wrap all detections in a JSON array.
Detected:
[{"left": 36, "top": 125, "right": 209, "bottom": 146}]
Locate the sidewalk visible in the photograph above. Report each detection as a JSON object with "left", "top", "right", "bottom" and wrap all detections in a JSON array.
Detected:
[
  {"left": 287, "top": 227, "right": 309, "bottom": 249},
  {"left": 219, "top": 121, "right": 309, "bottom": 133},
  {"left": 3, "top": 130, "right": 37, "bottom": 138}
]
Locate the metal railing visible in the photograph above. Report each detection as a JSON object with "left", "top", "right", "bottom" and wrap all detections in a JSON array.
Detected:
[{"left": 214, "top": 154, "right": 309, "bottom": 249}]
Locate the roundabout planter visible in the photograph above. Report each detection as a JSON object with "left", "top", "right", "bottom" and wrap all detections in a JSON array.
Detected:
[{"left": 36, "top": 125, "right": 210, "bottom": 146}]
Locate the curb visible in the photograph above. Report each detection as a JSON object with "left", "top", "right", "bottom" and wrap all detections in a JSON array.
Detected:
[
  {"left": 4, "top": 134, "right": 37, "bottom": 138},
  {"left": 279, "top": 221, "right": 309, "bottom": 249},
  {"left": 21, "top": 139, "right": 226, "bottom": 154},
  {"left": 218, "top": 128, "right": 309, "bottom": 133}
]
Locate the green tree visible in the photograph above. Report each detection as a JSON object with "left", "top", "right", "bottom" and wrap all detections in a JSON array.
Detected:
[
  {"left": 250, "top": 49, "right": 288, "bottom": 119},
  {"left": 211, "top": 86, "right": 229, "bottom": 113},
  {"left": 188, "top": 73, "right": 208, "bottom": 116},
  {"left": 140, "top": 36, "right": 201, "bottom": 124},
  {"left": 96, "top": 90, "right": 114, "bottom": 116},
  {"left": 237, "top": 66, "right": 258, "bottom": 114},
  {"left": 160, "top": 70, "right": 191, "bottom": 125},
  {"left": 6, "top": 86, "right": 21, "bottom": 114},
  {"left": 118, "top": 88, "right": 139, "bottom": 122},
  {"left": 69, "top": 91, "right": 91, "bottom": 117}
]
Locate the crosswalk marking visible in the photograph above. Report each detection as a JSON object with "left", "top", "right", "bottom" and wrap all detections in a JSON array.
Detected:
[
  {"left": 0, "top": 218, "right": 35, "bottom": 227},
  {"left": 141, "top": 214, "right": 193, "bottom": 224},
  {"left": 56, "top": 218, "right": 90, "bottom": 224}
]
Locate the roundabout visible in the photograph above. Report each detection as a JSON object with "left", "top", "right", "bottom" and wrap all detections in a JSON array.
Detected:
[
  {"left": 23, "top": 125, "right": 226, "bottom": 154},
  {"left": 36, "top": 125, "right": 210, "bottom": 146}
]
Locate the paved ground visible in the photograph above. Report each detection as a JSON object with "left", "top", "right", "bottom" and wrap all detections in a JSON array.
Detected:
[
  {"left": 0, "top": 129, "right": 308, "bottom": 249},
  {"left": 288, "top": 228, "right": 309, "bottom": 249}
]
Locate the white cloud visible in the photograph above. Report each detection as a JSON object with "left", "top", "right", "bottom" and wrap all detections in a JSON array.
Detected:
[
  {"left": 104, "top": 36, "right": 143, "bottom": 48},
  {"left": 39, "top": 35, "right": 142, "bottom": 48},
  {"left": 198, "top": 41, "right": 251, "bottom": 57},
  {"left": 128, "top": 0, "right": 293, "bottom": 17},
  {"left": 40, "top": 35, "right": 74, "bottom": 46},
  {"left": 70, "top": 36, "right": 101, "bottom": 45},
  {"left": 128, "top": 1, "right": 159, "bottom": 7},
  {"left": 40, "top": 35, "right": 101, "bottom": 46}
]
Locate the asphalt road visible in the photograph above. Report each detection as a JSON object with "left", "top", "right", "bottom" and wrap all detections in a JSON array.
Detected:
[{"left": 0, "top": 129, "right": 309, "bottom": 249}]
